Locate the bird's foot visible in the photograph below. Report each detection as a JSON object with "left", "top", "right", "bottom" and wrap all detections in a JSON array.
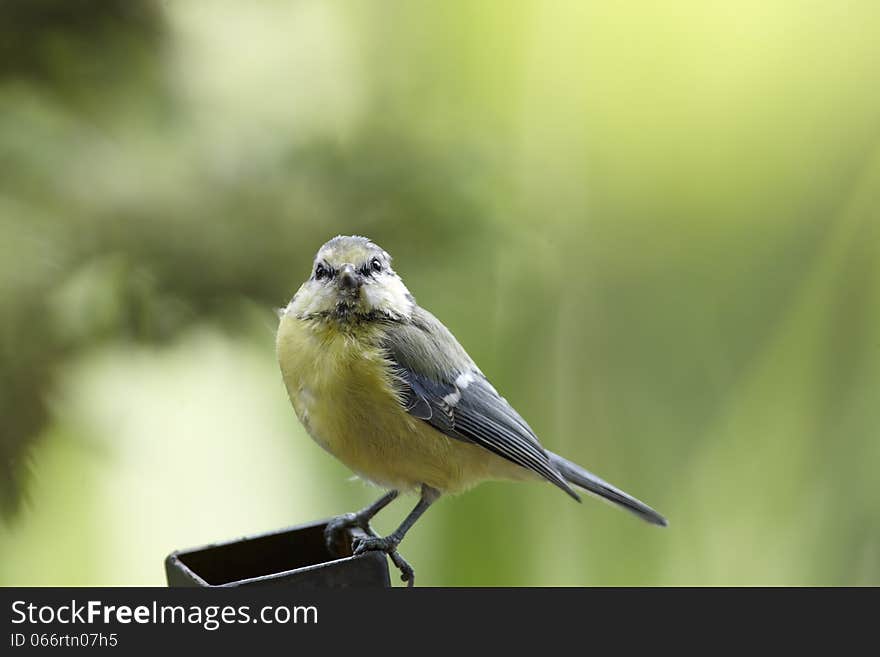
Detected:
[
  {"left": 324, "top": 512, "right": 375, "bottom": 554},
  {"left": 353, "top": 535, "right": 415, "bottom": 587},
  {"left": 352, "top": 534, "right": 398, "bottom": 554}
]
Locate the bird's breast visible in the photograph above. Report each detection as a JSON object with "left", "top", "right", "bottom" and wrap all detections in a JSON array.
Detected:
[
  {"left": 276, "top": 315, "right": 410, "bottom": 470},
  {"left": 275, "top": 313, "right": 520, "bottom": 493}
]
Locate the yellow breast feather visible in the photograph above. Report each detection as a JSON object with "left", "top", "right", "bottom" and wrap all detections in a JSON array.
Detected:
[{"left": 277, "top": 313, "right": 521, "bottom": 493}]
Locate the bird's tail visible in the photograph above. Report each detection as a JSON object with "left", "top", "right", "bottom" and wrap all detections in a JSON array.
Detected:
[{"left": 547, "top": 451, "right": 667, "bottom": 527}]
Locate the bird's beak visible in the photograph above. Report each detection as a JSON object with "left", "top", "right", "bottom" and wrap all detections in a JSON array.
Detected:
[{"left": 338, "top": 264, "right": 362, "bottom": 291}]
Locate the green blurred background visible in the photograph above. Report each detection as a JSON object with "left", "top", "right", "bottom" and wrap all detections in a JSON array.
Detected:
[{"left": 2, "top": 0, "right": 879, "bottom": 586}]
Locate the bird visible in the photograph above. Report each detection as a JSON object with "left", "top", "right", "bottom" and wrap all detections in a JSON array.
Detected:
[{"left": 276, "top": 235, "right": 666, "bottom": 585}]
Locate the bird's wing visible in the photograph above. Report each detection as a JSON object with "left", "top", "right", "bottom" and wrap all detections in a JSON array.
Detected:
[{"left": 381, "top": 309, "right": 579, "bottom": 499}]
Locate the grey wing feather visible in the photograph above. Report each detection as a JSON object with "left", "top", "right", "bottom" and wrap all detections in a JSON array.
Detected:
[
  {"left": 396, "top": 366, "right": 454, "bottom": 431},
  {"left": 382, "top": 308, "right": 579, "bottom": 500}
]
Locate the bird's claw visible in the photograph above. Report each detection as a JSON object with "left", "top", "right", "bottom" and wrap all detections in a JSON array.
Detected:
[
  {"left": 352, "top": 535, "right": 415, "bottom": 587},
  {"left": 324, "top": 512, "right": 373, "bottom": 553},
  {"left": 389, "top": 551, "right": 415, "bottom": 587},
  {"left": 352, "top": 534, "right": 398, "bottom": 554}
]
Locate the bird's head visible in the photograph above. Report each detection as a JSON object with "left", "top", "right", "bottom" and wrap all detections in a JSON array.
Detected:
[{"left": 285, "top": 235, "right": 415, "bottom": 323}]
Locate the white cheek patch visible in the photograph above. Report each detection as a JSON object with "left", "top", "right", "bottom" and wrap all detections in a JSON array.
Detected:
[
  {"left": 362, "top": 274, "right": 414, "bottom": 319},
  {"left": 287, "top": 283, "right": 337, "bottom": 318}
]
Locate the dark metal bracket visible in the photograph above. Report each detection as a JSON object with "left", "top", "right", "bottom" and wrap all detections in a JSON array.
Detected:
[{"left": 165, "top": 518, "right": 391, "bottom": 588}]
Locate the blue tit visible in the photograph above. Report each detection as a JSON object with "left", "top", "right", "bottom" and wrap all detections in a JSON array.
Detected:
[{"left": 276, "top": 235, "right": 666, "bottom": 585}]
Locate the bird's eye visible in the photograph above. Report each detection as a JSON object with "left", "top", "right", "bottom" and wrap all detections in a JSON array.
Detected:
[
  {"left": 370, "top": 258, "right": 382, "bottom": 273},
  {"left": 314, "top": 263, "right": 328, "bottom": 280}
]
